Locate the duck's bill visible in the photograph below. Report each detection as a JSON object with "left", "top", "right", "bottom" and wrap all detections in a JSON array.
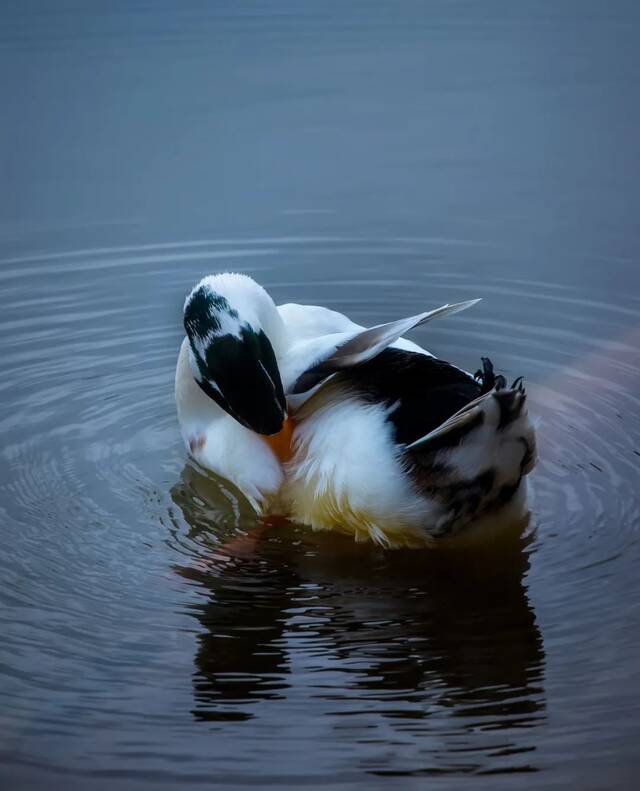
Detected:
[{"left": 194, "top": 329, "right": 287, "bottom": 436}]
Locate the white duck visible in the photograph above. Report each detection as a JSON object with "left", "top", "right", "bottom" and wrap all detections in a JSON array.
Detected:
[{"left": 175, "top": 273, "right": 536, "bottom": 547}]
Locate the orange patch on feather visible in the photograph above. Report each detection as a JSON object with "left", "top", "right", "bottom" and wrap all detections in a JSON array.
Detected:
[{"left": 263, "top": 416, "right": 296, "bottom": 463}]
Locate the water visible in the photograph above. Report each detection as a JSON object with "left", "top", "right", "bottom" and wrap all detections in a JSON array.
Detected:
[{"left": 1, "top": 2, "right": 640, "bottom": 788}]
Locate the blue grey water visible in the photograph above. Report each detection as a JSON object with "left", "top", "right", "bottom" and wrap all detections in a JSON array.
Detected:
[{"left": 1, "top": 1, "right": 640, "bottom": 788}]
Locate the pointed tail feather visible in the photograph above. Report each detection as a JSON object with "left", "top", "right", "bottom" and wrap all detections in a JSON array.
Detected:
[
  {"left": 333, "top": 298, "right": 481, "bottom": 369},
  {"left": 290, "top": 298, "right": 481, "bottom": 395}
]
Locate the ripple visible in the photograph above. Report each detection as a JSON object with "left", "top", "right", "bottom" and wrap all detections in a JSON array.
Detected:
[{"left": 1, "top": 236, "right": 640, "bottom": 783}]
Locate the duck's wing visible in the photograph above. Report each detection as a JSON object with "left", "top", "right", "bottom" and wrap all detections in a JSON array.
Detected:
[
  {"left": 406, "top": 379, "right": 528, "bottom": 454},
  {"left": 277, "top": 301, "right": 429, "bottom": 360},
  {"left": 406, "top": 390, "right": 496, "bottom": 453},
  {"left": 277, "top": 302, "right": 361, "bottom": 340},
  {"left": 279, "top": 299, "right": 480, "bottom": 403}
]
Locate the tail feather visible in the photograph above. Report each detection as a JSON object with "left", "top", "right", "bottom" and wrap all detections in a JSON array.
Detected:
[
  {"left": 404, "top": 372, "right": 536, "bottom": 537},
  {"left": 290, "top": 299, "right": 481, "bottom": 396},
  {"left": 475, "top": 357, "right": 507, "bottom": 393}
]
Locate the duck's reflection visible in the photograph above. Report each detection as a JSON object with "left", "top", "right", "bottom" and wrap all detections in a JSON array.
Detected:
[
  {"left": 186, "top": 559, "right": 296, "bottom": 722},
  {"left": 170, "top": 464, "right": 545, "bottom": 748},
  {"left": 169, "top": 463, "right": 295, "bottom": 721}
]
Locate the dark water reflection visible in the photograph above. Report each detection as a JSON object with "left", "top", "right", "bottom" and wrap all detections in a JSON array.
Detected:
[
  {"left": 172, "top": 466, "right": 544, "bottom": 771},
  {"left": 2, "top": 1, "right": 640, "bottom": 789}
]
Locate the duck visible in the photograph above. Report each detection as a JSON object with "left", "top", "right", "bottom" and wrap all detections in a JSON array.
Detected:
[{"left": 175, "top": 273, "right": 536, "bottom": 548}]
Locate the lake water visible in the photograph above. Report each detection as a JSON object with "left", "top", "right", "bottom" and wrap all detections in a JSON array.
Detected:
[{"left": 1, "top": 2, "right": 640, "bottom": 788}]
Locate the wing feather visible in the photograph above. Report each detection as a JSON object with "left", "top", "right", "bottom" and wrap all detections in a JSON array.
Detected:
[{"left": 289, "top": 299, "right": 480, "bottom": 396}]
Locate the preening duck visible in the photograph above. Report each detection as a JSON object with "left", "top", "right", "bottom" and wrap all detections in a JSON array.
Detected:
[{"left": 175, "top": 273, "right": 536, "bottom": 548}]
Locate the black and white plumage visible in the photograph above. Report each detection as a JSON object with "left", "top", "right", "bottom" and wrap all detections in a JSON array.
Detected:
[{"left": 175, "top": 273, "right": 536, "bottom": 547}]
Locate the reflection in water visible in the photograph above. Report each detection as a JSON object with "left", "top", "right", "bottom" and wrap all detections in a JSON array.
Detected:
[
  {"left": 3, "top": 0, "right": 640, "bottom": 782},
  {"left": 171, "top": 464, "right": 545, "bottom": 772}
]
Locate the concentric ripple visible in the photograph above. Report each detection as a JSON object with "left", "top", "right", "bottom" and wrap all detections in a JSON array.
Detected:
[{"left": 1, "top": 236, "right": 640, "bottom": 787}]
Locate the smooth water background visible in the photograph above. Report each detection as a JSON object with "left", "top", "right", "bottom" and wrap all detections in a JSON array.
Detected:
[{"left": 2, "top": 2, "right": 640, "bottom": 788}]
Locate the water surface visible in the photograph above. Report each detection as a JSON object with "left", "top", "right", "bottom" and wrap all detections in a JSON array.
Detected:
[{"left": 2, "top": 2, "right": 640, "bottom": 789}]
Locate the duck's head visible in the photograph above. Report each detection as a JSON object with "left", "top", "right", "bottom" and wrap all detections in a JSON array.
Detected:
[{"left": 183, "top": 273, "right": 286, "bottom": 435}]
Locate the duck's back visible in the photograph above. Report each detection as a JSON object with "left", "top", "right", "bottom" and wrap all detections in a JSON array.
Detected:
[
  {"left": 285, "top": 349, "right": 535, "bottom": 547},
  {"left": 340, "top": 349, "right": 482, "bottom": 445}
]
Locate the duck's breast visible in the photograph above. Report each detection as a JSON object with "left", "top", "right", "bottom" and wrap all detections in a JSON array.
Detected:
[{"left": 283, "top": 380, "right": 437, "bottom": 547}]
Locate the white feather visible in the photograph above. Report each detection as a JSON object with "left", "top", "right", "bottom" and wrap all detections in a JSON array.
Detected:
[
  {"left": 281, "top": 385, "right": 440, "bottom": 546},
  {"left": 175, "top": 273, "right": 534, "bottom": 546}
]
